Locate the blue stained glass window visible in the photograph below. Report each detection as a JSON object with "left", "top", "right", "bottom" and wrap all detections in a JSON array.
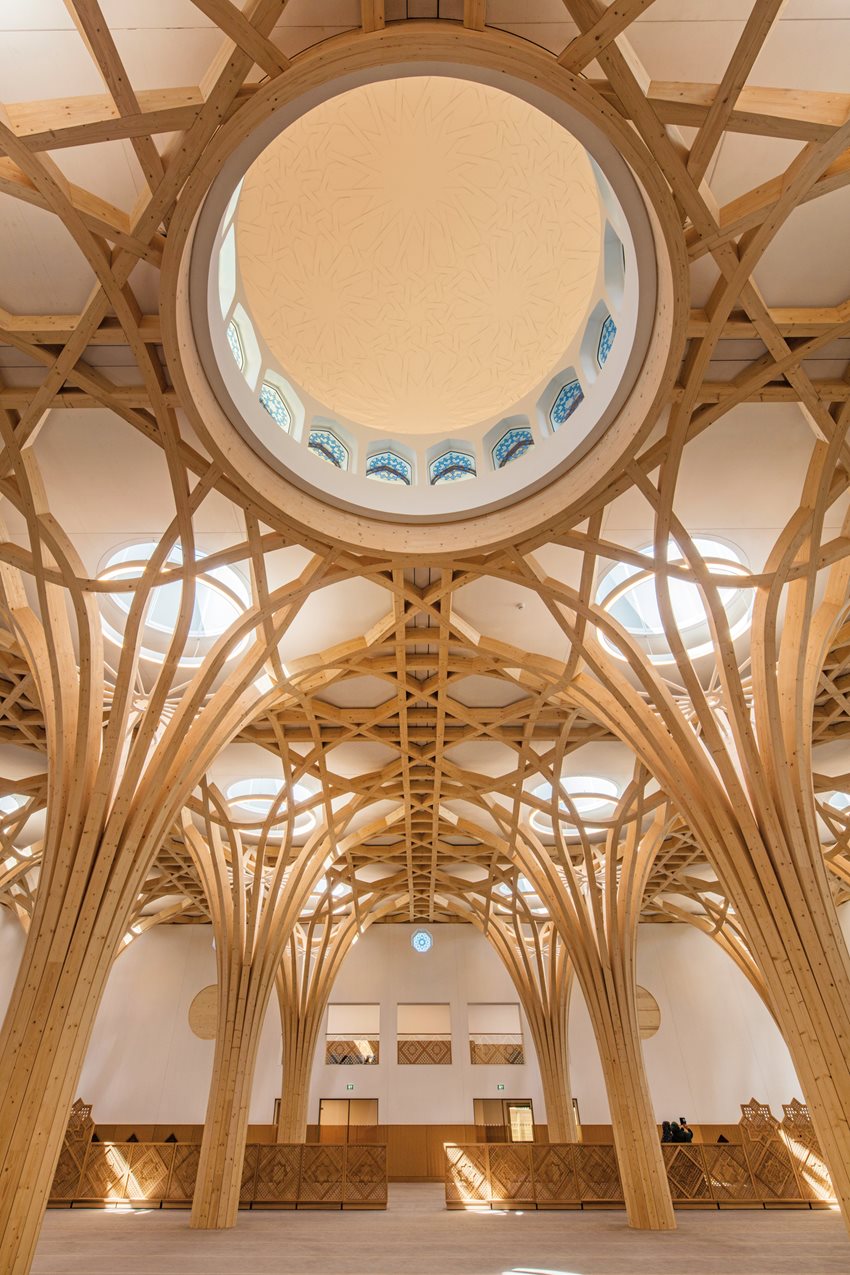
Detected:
[
  {"left": 259, "top": 382, "right": 291, "bottom": 431},
  {"left": 430, "top": 450, "right": 477, "bottom": 485},
  {"left": 492, "top": 425, "right": 534, "bottom": 470},
  {"left": 597, "top": 314, "right": 616, "bottom": 367},
  {"left": 226, "top": 319, "right": 244, "bottom": 370},
  {"left": 366, "top": 450, "right": 412, "bottom": 485},
  {"left": 308, "top": 428, "right": 349, "bottom": 470},
  {"left": 549, "top": 379, "right": 584, "bottom": 430}
]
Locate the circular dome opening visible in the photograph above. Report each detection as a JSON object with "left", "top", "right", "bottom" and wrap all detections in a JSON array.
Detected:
[
  {"left": 595, "top": 537, "right": 754, "bottom": 665},
  {"left": 226, "top": 777, "right": 316, "bottom": 836},
  {"left": 530, "top": 775, "right": 619, "bottom": 835},
  {"left": 98, "top": 542, "right": 250, "bottom": 667},
  {"left": 189, "top": 61, "right": 659, "bottom": 531}
]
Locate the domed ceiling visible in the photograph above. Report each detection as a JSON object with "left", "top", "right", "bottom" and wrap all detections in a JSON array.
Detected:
[{"left": 235, "top": 76, "right": 602, "bottom": 437}]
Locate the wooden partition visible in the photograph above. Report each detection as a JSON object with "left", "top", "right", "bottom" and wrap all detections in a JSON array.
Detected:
[
  {"left": 49, "top": 1141, "right": 386, "bottom": 1210},
  {"left": 445, "top": 1099, "right": 836, "bottom": 1211}
]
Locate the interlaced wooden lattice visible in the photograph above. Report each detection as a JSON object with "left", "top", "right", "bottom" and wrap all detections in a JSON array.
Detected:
[{"left": 1, "top": 1, "right": 850, "bottom": 1261}]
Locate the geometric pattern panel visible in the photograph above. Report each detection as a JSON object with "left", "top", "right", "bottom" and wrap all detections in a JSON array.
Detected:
[
  {"left": 740, "top": 1098, "right": 779, "bottom": 1144},
  {"left": 125, "top": 1144, "right": 174, "bottom": 1201},
  {"left": 50, "top": 1142, "right": 87, "bottom": 1201},
  {"left": 442, "top": 1133, "right": 837, "bottom": 1210},
  {"left": 743, "top": 1137, "right": 801, "bottom": 1201},
  {"left": 167, "top": 1144, "right": 201, "bottom": 1201},
  {"left": 781, "top": 1102, "right": 834, "bottom": 1202},
  {"left": 574, "top": 1144, "right": 623, "bottom": 1202},
  {"left": 240, "top": 1144, "right": 259, "bottom": 1204},
  {"left": 65, "top": 1099, "right": 94, "bottom": 1144},
  {"left": 325, "top": 1039, "right": 379, "bottom": 1065},
  {"left": 781, "top": 1099, "right": 819, "bottom": 1155},
  {"left": 702, "top": 1144, "right": 756, "bottom": 1201},
  {"left": 663, "top": 1144, "right": 711, "bottom": 1201},
  {"left": 397, "top": 1038, "right": 452, "bottom": 1065},
  {"left": 77, "top": 1144, "right": 133, "bottom": 1200},
  {"left": 343, "top": 1144, "right": 388, "bottom": 1205},
  {"left": 445, "top": 1144, "right": 489, "bottom": 1205},
  {"left": 531, "top": 1144, "right": 578, "bottom": 1204},
  {"left": 488, "top": 1143, "right": 534, "bottom": 1202},
  {"left": 255, "top": 1145, "right": 302, "bottom": 1203},
  {"left": 298, "top": 1145, "right": 345, "bottom": 1204},
  {"left": 469, "top": 1040, "right": 525, "bottom": 1065}
]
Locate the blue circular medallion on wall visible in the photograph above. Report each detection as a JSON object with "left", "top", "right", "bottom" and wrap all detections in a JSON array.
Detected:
[{"left": 411, "top": 929, "right": 433, "bottom": 954}]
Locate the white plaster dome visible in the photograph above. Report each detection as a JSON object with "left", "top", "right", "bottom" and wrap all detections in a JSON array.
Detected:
[{"left": 189, "top": 64, "right": 661, "bottom": 529}]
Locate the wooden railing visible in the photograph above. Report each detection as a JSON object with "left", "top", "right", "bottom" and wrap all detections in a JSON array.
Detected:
[
  {"left": 49, "top": 1140, "right": 387, "bottom": 1209},
  {"left": 446, "top": 1098, "right": 835, "bottom": 1211}
]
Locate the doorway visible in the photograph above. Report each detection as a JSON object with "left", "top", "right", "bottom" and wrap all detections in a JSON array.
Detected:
[
  {"left": 318, "top": 1097, "right": 380, "bottom": 1143},
  {"left": 473, "top": 1098, "right": 535, "bottom": 1142}
]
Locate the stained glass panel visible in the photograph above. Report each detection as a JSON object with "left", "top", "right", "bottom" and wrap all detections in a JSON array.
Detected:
[{"left": 492, "top": 426, "right": 534, "bottom": 469}]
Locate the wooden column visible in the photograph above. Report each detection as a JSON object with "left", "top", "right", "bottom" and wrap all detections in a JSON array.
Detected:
[
  {"left": 464, "top": 899, "right": 578, "bottom": 1143},
  {"left": 182, "top": 786, "right": 331, "bottom": 1229},
  {"left": 510, "top": 764, "right": 677, "bottom": 1230}
]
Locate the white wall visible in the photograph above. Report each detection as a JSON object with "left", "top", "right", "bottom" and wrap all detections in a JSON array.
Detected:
[
  {"left": 306, "top": 923, "right": 546, "bottom": 1127},
  {"left": 1, "top": 904, "right": 849, "bottom": 1129}
]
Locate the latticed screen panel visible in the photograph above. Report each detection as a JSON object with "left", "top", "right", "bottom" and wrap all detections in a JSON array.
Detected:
[
  {"left": 126, "top": 1144, "right": 175, "bottom": 1201},
  {"left": 343, "top": 1144, "right": 388, "bottom": 1205},
  {"left": 167, "top": 1144, "right": 201, "bottom": 1202},
  {"left": 77, "top": 1144, "right": 133, "bottom": 1200},
  {"left": 50, "top": 1142, "right": 87, "bottom": 1201},
  {"left": 531, "top": 1144, "right": 578, "bottom": 1204},
  {"left": 662, "top": 1144, "right": 712, "bottom": 1201},
  {"left": 488, "top": 1143, "right": 534, "bottom": 1202},
  {"left": 254, "top": 1145, "right": 302, "bottom": 1203},
  {"left": 469, "top": 1036, "right": 524, "bottom": 1065},
  {"left": 572, "top": 1144, "right": 623, "bottom": 1202},
  {"left": 298, "top": 1145, "right": 345, "bottom": 1204},
  {"left": 397, "top": 1037, "right": 452, "bottom": 1065},
  {"left": 445, "top": 1144, "right": 490, "bottom": 1205},
  {"left": 325, "top": 1037, "right": 379, "bottom": 1064},
  {"left": 240, "top": 1144, "right": 259, "bottom": 1203},
  {"left": 702, "top": 1144, "right": 756, "bottom": 1201}
]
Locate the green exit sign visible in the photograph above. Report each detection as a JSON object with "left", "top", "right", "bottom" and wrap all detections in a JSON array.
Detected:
[
  {"left": 497, "top": 1083, "right": 505, "bottom": 1091},
  {"left": 346, "top": 1083, "right": 355, "bottom": 1091}
]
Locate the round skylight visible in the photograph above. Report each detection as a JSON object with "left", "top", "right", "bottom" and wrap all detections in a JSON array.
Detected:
[
  {"left": 99, "top": 542, "right": 250, "bottom": 667},
  {"left": 826, "top": 791, "right": 850, "bottom": 812},
  {"left": 595, "top": 537, "right": 753, "bottom": 665},
  {"left": 530, "top": 776, "right": 619, "bottom": 835},
  {"left": 188, "top": 60, "right": 661, "bottom": 537},
  {"left": 226, "top": 777, "right": 316, "bottom": 835}
]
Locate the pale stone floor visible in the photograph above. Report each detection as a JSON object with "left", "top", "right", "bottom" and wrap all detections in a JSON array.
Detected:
[{"left": 32, "top": 1183, "right": 850, "bottom": 1275}]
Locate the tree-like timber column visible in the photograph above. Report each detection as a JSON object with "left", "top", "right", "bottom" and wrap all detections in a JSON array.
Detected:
[
  {"left": 182, "top": 789, "right": 332, "bottom": 1229},
  {"left": 556, "top": 460, "right": 850, "bottom": 1233},
  {"left": 463, "top": 893, "right": 578, "bottom": 1143},
  {"left": 0, "top": 634, "right": 280, "bottom": 1270},
  {"left": 274, "top": 893, "right": 396, "bottom": 1143},
  {"left": 511, "top": 767, "right": 677, "bottom": 1229}
]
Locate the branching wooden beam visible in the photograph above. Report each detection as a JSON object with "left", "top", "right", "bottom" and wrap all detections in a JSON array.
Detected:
[
  {"left": 0, "top": 314, "right": 161, "bottom": 347},
  {"left": 189, "top": 0, "right": 290, "bottom": 78},
  {"left": 0, "top": 157, "right": 164, "bottom": 265},
  {"left": 65, "top": 0, "right": 166, "bottom": 193},
  {"left": 558, "top": 0, "right": 657, "bottom": 74},
  {"left": 1, "top": 88, "right": 203, "bottom": 153},
  {"left": 687, "top": 0, "right": 789, "bottom": 182}
]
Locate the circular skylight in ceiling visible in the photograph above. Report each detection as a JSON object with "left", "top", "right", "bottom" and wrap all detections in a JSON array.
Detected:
[
  {"left": 190, "top": 65, "right": 659, "bottom": 530},
  {"left": 98, "top": 542, "right": 250, "bottom": 667},
  {"left": 226, "top": 777, "right": 316, "bottom": 835},
  {"left": 595, "top": 537, "right": 754, "bottom": 665},
  {"left": 530, "top": 775, "right": 620, "bottom": 835}
]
